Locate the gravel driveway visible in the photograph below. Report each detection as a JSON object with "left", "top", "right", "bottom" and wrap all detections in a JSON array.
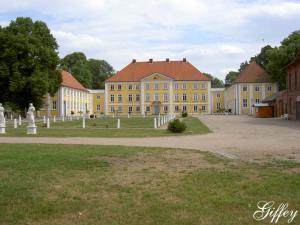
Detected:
[{"left": 1, "top": 115, "right": 299, "bottom": 161}]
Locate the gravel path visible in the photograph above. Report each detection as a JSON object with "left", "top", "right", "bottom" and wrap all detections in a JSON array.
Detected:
[{"left": 1, "top": 116, "right": 299, "bottom": 161}]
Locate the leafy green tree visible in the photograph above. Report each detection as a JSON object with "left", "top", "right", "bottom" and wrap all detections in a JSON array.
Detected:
[
  {"left": 238, "top": 61, "right": 249, "bottom": 72},
  {"left": 60, "top": 52, "right": 114, "bottom": 89},
  {"left": 203, "top": 73, "right": 224, "bottom": 88},
  {"left": 0, "top": 17, "right": 61, "bottom": 112},
  {"left": 87, "top": 59, "right": 114, "bottom": 89},
  {"left": 256, "top": 45, "right": 273, "bottom": 68},
  {"left": 225, "top": 71, "right": 239, "bottom": 85}
]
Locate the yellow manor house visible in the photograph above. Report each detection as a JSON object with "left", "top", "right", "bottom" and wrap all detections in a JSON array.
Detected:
[
  {"left": 39, "top": 58, "right": 277, "bottom": 117},
  {"left": 105, "top": 58, "right": 212, "bottom": 115}
]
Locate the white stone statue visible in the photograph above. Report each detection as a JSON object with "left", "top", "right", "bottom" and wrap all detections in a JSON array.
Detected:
[
  {"left": 27, "top": 103, "right": 36, "bottom": 126},
  {"left": 26, "top": 103, "right": 37, "bottom": 134},
  {"left": 0, "top": 103, "right": 4, "bottom": 126}
]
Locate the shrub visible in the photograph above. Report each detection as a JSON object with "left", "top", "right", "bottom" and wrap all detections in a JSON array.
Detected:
[
  {"left": 182, "top": 111, "right": 188, "bottom": 117},
  {"left": 167, "top": 119, "right": 187, "bottom": 133}
]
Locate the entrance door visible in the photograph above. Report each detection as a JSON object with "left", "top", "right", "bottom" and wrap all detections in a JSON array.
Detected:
[
  {"left": 296, "top": 98, "right": 300, "bottom": 120},
  {"left": 154, "top": 105, "right": 160, "bottom": 115}
]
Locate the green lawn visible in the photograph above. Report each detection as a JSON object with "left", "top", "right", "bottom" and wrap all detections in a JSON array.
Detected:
[
  {"left": 1, "top": 117, "right": 211, "bottom": 137},
  {"left": 0, "top": 144, "right": 299, "bottom": 225}
]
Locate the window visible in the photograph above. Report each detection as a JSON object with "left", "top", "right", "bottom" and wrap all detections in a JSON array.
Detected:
[
  {"left": 96, "top": 95, "right": 101, "bottom": 100},
  {"left": 243, "top": 99, "right": 248, "bottom": 108},
  {"left": 193, "top": 94, "right": 198, "bottom": 101},
  {"left": 118, "top": 106, "right": 122, "bottom": 112},
  {"left": 110, "top": 106, "right": 114, "bottom": 113},
  {"left": 128, "top": 106, "right": 133, "bottom": 113},
  {"left": 164, "top": 106, "right": 168, "bottom": 112},
  {"left": 118, "top": 94, "right": 122, "bottom": 102},
  {"left": 202, "top": 94, "right": 206, "bottom": 101},
  {"left": 174, "top": 83, "right": 179, "bottom": 90},
  {"left": 97, "top": 105, "right": 101, "bottom": 111},
  {"left": 146, "top": 94, "right": 150, "bottom": 102},
  {"left": 255, "top": 98, "right": 260, "bottom": 104},
  {"left": 182, "top": 105, "right": 187, "bottom": 112},
  {"left": 217, "top": 93, "right": 221, "bottom": 98},
  {"left": 175, "top": 105, "right": 179, "bottom": 112},
  {"left": 136, "top": 84, "right": 140, "bottom": 90},
  {"left": 128, "top": 94, "right": 133, "bottom": 102},
  {"left": 193, "top": 83, "right": 199, "bottom": 89},
  {"left": 117, "top": 84, "right": 122, "bottom": 90},
  {"left": 52, "top": 101, "right": 57, "bottom": 110},
  {"left": 146, "top": 83, "right": 150, "bottom": 90},
  {"left": 154, "top": 93, "right": 159, "bottom": 101},
  {"left": 242, "top": 86, "right": 248, "bottom": 92},
  {"left": 146, "top": 106, "right": 150, "bottom": 112},
  {"left": 154, "top": 83, "right": 159, "bottom": 90},
  {"left": 164, "top": 93, "right": 168, "bottom": 102},
  {"left": 136, "top": 106, "right": 140, "bottom": 112},
  {"left": 194, "top": 105, "right": 198, "bottom": 112},
  {"left": 267, "top": 85, "right": 272, "bottom": 91},
  {"left": 110, "top": 85, "right": 114, "bottom": 90},
  {"left": 182, "top": 83, "right": 187, "bottom": 90},
  {"left": 202, "top": 105, "right": 206, "bottom": 112},
  {"left": 164, "top": 83, "right": 168, "bottom": 89},
  {"left": 201, "top": 83, "right": 206, "bottom": 89},
  {"left": 182, "top": 93, "right": 187, "bottom": 101},
  {"left": 110, "top": 95, "right": 114, "bottom": 102},
  {"left": 136, "top": 94, "right": 140, "bottom": 102},
  {"left": 255, "top": 86, "right": 260, "bottom": 92},
  {"left": 174, "top": 93, "right": 179, "bottom": 101},
  {"left": 128, "top": 84, "right": 133, "bottom": 90},
  {"left": 217, "top": 102, "right": 221, "bottom": 110}
]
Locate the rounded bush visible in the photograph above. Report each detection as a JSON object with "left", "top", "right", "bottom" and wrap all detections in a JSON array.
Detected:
[
  {"left": 167, "top": 119, "right": 187, "bottom": 133},
  {"left": 182, "top": 112, "right": 188, "bottom": 117}
]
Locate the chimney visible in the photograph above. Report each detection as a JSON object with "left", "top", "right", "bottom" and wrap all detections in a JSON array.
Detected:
[
  {"left": 149, "top": 58, "right": 153, "bottom": 63},
  {"left": 183, "top": 58, "right": 187, "bottom": 62},
  {"left": 166, "top": 58, "right": 170, "bottom": 62},
  {"left": 132, "top": 59, "right": 136, "bottom": 63}
]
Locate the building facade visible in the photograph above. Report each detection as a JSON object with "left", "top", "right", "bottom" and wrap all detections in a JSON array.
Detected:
[
  {"left": 105, "top": 59, "right": 211, "bottom": 115},
  {"left": 211, "top": 88, "right": 225, "bottom": 113},
  {"left": 39, "top": 70, "right": 91, "bottom": 117},
  {"left": 224, "top": 60, "right": 278, "bottom": 115},
  {"left": 88, "top": 89, "right": 105, "bottom": 115}
]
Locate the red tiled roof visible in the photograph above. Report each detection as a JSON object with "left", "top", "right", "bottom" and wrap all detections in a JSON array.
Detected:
[
  {"left": 235, "top": 60, "right": 272, "bottom": 83},
  {"left": 61, "top": 70, "right": 87, "bottom": 91},
  {"left": 106, "top": 60, "right": 210, "bottom": 82}
]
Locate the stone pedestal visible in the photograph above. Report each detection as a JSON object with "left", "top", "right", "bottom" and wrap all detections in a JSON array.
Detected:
[
  {"left": 27, "top": 126, "right": 37, "bottom": 135},
  {"left": 0, "top": 126, "right": 5, "bottom": 134}
]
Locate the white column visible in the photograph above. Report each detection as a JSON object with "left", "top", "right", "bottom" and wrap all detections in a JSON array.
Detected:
[
  {"left": 262, "top": 84, "right": 266, "bottom": 100},
  {"left": 169, "top": 81, "right": 173, "bottom": 114},
  {"left": 105, "top": 83, "right": 108, "bottom": 115},
  {"left": 207, "top": 81, "right": 212, "bottom": 114},
  {"left": 235, "top": 84, "right": 240, "bottom": 115},
  {"left": 46, "top": 118, "right": 50, "bottom": 128},
  {"left": 89, "top": 92, "right": 93, "bottom": 115},
  {"left": 141, "top": 82, "right": 145, "bottom": 115},
  {"left": 59, "top": 87, "right": 64, "bottom": 117},
  {"left": 250, "top": 84, "right": 253, "bottom": 115},
  {"left": 47, "top": 93, "right": 51, "bottom": 117},
  {"left": 117, "top": 118, "right": 120, "bottom": 129},
  {"left": 18, "top": 115, "right": 22, "bottom": 126},
  {"left": 211, "top": 90, "right": 214, "bottom": 114}
]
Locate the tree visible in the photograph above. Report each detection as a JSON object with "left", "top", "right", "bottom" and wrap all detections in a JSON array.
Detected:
[
  {"left": 60, "top": 52, "right": 114, "bottom": 89},
  {"left": 87, "top": 59, "right": 114, "bottom": 89},
  {"left": 265, "top": 30, "right": 300, "bottom": 90},
  {"left": 0, "top": 17, "right": 61, "bottom": 112},
  {"left": 225, "top": 71, "right": 239, "bottom": 85},
  {"left": 238, "top": 61, "right": 249, "bottom": 72},
  {"left": 203, "top": 73, "right": 224, "bottom": 88},
  {"left": 256, "top": 45, "right": 273, "bottom": 68}
]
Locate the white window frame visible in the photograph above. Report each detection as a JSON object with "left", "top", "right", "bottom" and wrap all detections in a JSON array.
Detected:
[
  {"left": 193, "top": 93, "right": 198, "bottom": 101},
  {"left": 202, "top": 94, "right": 206, "bottom": 101},
  {"left": 164, "top": 93, "right": 168, "bottom": 102}
]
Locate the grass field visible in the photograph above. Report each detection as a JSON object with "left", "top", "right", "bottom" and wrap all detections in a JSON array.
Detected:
[
  {"left": 0, "top": 144, "right": 299, "bottom": 225},
  {"left": 1, "top": 117, "right": 211, "bottom": 137}
]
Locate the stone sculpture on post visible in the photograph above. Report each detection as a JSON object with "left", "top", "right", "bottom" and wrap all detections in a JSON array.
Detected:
[
  {"left": 27, "top": 103, "right": 37, "bottom": 134},
  {"left": 0, "top": 103, "right": 5, "bottom": 134}
]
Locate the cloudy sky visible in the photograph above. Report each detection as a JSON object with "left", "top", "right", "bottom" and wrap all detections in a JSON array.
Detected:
[{"left": 0, "top": 0, "right": 300, "bottom": 80}]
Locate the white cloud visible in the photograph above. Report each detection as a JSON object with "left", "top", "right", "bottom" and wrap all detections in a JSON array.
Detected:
[{"left": 0, "top": 0, "right": 300, "bottom": 80}]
